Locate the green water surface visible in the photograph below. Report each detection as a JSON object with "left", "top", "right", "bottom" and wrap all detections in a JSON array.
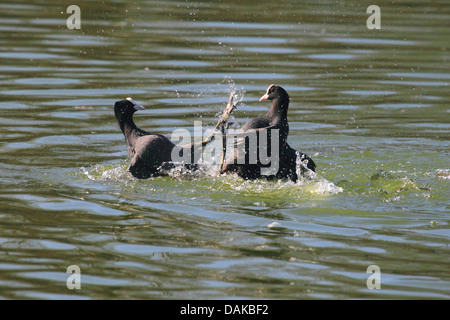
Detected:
[{"left": 0, "top": 0, "right": 448, "bottom": 299}]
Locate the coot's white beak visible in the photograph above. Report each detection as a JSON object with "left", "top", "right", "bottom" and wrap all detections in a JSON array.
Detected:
[
  {"left": 258, "top": 84, "right": 274, "bottom": 102},
  {"left": 127, "top": 97, "right": 145, "bottom": 110},
  {"left": 258, "top": 93, "right": 269, "bottom": 102}
]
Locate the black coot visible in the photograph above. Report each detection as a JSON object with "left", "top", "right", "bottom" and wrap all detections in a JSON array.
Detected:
[
  {"left": 114, "top": 98, "right": 176, "bottom": 178},
  {"left": 220, "top": 85, "right": 316, "bottom": 181},
  {"left": 115, "top": 98, "right": 208, "bottom": 178}
]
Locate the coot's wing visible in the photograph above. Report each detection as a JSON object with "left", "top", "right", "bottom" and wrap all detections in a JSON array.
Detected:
[{"left": 241, "top": 116, "right": 271, "bottom": 131}]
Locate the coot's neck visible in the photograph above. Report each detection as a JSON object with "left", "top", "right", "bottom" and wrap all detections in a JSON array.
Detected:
[
  {"left": 117, "top": 113, "right": 137, "bottom": 137},
  {"left": 267, "top": 96, "right": 289, "bottom": 121}
]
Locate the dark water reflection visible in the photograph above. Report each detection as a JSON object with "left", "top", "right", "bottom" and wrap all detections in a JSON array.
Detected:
[{"left": 0, "top": 0, "right": 448, "bottom": 299}]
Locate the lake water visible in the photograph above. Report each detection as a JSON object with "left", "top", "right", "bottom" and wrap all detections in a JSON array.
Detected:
[{"left": 0, "top": 0, "right": 448, "bottom": 299}]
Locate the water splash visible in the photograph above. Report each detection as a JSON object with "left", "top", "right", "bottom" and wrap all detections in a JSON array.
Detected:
[
  {"left": 295, "top": 151, "right": 317, "bottom": 180},
  {"left": 159, "top": 162, "right": 219, "bottom": 179},
  {"left": 218, "top": 77, "right": 245, "bottom": 111},
  {"left": 436, "top": 169, "right": 449, "bottom": 180},
  {"left": 79, "top": 80, "right": 342, "bottom": 196},
  {"left": 80, "top": 164, "right": 130, "bottom": 181},
  {"left": 295, "top": 151, "right": 343, "bottom": 194}
]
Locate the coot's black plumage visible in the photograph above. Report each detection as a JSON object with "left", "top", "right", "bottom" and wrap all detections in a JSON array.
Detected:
[
  {"left": 221, "top": 85, "right": 316, "bottom": 182},
  {"left": 115, "top": 87, "right": 315, "bottom": 181},
  {"left": 115, "top": 98, "right": 207, "bottom": 178},
  {"left": 114, "top": 98, "right": 176, "bottom": 178},
  {"left": 242, "top": 84, "right": 290, "bottom": 145}
]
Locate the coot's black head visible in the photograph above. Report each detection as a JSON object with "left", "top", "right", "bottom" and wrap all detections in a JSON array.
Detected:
[
  {"left": 259, "top": 85, "right": 290, "bottom": 103},
  {"left": 114, "top": 97, "right": 145, "bottom": 121}
]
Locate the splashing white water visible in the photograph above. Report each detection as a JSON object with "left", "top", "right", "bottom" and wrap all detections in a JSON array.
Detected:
[
  {"left": 295, "top": 151, "right": 343, "bottom": 194},
  {"left": 80, "top": 165, "right": 130, "bottom": 181},
  {"left": 436, "top": 169, "right": 449, "bottom": 180},
  {"left": 80, "top": 80, "right": 341, "bottom": 196}
]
